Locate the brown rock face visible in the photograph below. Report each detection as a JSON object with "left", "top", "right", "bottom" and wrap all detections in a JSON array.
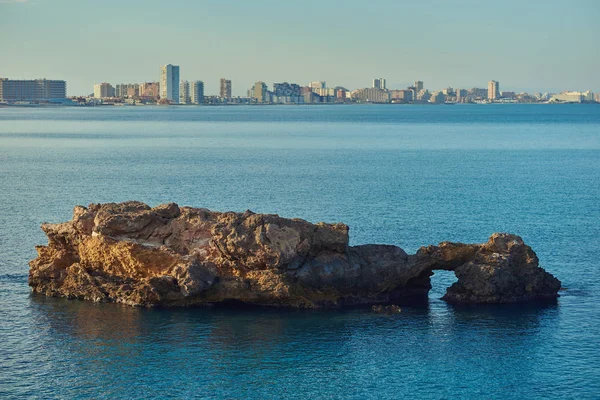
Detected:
[{"left": 29, "top": 202, "right": 561, "bottom": 308}]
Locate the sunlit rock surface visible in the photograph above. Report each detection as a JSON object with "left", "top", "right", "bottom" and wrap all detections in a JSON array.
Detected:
[{"left": 29, "top": 202, "right": 561, "bottom": 307}]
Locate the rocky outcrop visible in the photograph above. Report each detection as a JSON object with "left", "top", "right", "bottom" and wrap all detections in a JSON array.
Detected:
[
  {"left": 29, "top": 202, "right": 561, "bottom": 308},
  {"left": 372, "top": 305, "right": 402, "bottom": 314}
]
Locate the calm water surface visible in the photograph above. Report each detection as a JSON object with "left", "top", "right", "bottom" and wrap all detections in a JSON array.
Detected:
[{"left": 1, "top": 104, "right": 599, "bottom": 399}]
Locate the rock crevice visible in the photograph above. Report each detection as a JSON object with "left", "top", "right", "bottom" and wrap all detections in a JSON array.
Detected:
[{"left": 29, "top": 202, "right": 561, "bottom": 308}]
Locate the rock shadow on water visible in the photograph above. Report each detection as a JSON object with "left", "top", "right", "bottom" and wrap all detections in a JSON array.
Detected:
[{"left": 29, "top": 288, "right": 559, "bottom": 346}]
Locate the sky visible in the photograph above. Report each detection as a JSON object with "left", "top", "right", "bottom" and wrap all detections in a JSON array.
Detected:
[{"left": 0, "top": 0, "right": 599, "bottom": 96}]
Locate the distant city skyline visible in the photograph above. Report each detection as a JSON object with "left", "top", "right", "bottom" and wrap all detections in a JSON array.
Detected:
[
  {"left": 0, "top": 72, "right": 600, "bottom": 106},
  {"left": 2, "top": 73, "right": 598, "bottom": 105},
  {"left": 1, "top": 0, "right": 599, "bottom": 95}
]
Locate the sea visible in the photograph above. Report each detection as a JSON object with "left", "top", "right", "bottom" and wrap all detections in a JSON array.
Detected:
[{"left": 0, "top": 104, "right": 599, "bottom": 399}]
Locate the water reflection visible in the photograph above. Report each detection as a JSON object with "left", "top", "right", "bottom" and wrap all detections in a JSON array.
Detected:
[
  {"left": 24, "top": 288, "right": 565, "bottom": 398},
  {"left": 30, "top": 294, "right": 146, "bottom": 341},
  {"left": 29, "top": 294, "right": 557, "bottom": 346}
]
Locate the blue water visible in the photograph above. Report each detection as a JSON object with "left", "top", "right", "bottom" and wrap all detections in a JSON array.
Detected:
[{"left": 1, "top": 104, "right": 599, "bottom": 399}]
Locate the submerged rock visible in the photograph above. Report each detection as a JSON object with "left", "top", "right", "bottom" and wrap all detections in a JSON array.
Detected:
[
  {"left": 372, "top": 305, "right": 402, "bottom": 314},
  {"left": 29, "top": 202, "right": 561, "bottom": 308}
]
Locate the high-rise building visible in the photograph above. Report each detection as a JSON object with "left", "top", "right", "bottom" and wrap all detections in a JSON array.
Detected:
[
  {"left": 139, "top": 82, "right": 160, "bottom": 99},
  {"left": 469, "top": 87, "right": 488, "bottom": 99},
  {"left": 373, "top": 78, "right": 386, "bottom": 90},
  {"left": 115, "top": 83, "right": 139, "bottom": 98},
  {"left": 311, "top": 87, "right": 334, "bottom": 97},
  {"left": 179, "top": 81, "right": 190, "bottom": 104},
  {"left": 416, "top": 89, "right": 431, "bottom": 102},
  {"left": 93, "top": 83, "right": 115, "bottom": 98},
  {"left": 390, "top": 89, "right": 413, "bottom": 102},
  {"left": 309, "top": 81, "right": 326, "bottom": 90},
  {"left": 115, "top": 84, "right": 126, "bottom": 98},
  {"left": 47, "top": 80, "right": 66, "bottom": 99},
  {"left": 220, "top": 79, "right": 232, "bottom": 99},
  {"left": 272, "top": 82, "right": 302, "bottom": 104},
  {"left": 429, "top": 91, "right": 446, "bottom": 103},
  {"left": 414, "top": 81, "right": 424, "bottom": 92},
  {"left": 0, "top": 78, "right": 66, "bottom": 101},
  {"left": 350, "top": 88, "right": 390, "bottom": 103},
  {"left": 160, "top": 64, "right": 180, "bottom": 103},
  {"left": 488, "top": 80, "right": 499, "bottom": 100},
  {"left": 253, "top": 81, "right": 268, "bottom": 103},
  {"left": 190, "top": 81, "right": 204, "bottom": 104},
  {"left": 302, "top": 88, "right": 315, "bottom": 104},
  {"left": 407, "top": 86, "right": 417, "bottom": 100},
  {"left": 126, "top": 85, "right": 139, "bottom": 98}
]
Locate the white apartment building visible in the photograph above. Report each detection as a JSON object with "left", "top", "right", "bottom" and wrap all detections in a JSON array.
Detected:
[
  {"left": 160, "top": 64, "right": 180, "bottom": 103},
  {"left": 93, "top": 82, "right": 115, "bottom": 98},
  {"left": 550, "top": 91, "right": 595, "bottom": 103},
  {"left": 488, "top": 80, "right": 500, "bottom": 100},
  {"left": 179, "top": 81, "right": 190, "bottom": 104}
]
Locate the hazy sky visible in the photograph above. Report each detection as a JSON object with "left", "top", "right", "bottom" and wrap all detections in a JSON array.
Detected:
[{"left": 1, "top": 0, "right": 598, "bottom": 96}]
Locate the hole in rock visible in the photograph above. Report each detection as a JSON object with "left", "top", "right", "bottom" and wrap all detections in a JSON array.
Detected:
[{"left": 429, "top": 270, "right": 458, "bottom": 299}]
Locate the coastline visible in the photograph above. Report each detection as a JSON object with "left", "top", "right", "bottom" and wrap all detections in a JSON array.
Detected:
[{"left": 2, "top": 101, "right": 597, "bottom": 108}]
